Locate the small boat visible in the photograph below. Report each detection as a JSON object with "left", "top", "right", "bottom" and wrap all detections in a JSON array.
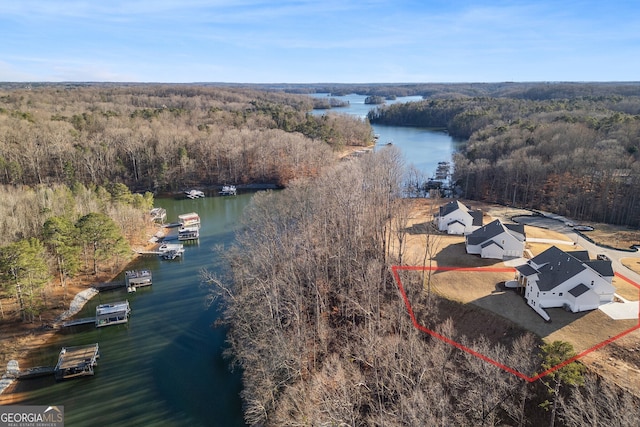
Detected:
[
  {"left": 157, "top": 243, "right": 185, "bottom": 260},
  {"left": 162, "top": 249, "right": 182, "bottom": 260},
  {"left": 178, "top": 226, "right": 199, "bottom": 241},
  {"left": 185, "top": 189, "right": 205, "bottom": 199},
  {"left": 219, "top": 185, "right": 237, "bottom": 196}
]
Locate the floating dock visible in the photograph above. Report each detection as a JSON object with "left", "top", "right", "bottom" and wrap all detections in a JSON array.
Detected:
[
  {"left": 62, "top": 300, "right": 131, "bottom": 328},
  {"left": 185, "top": 189, "right": 205, "bottom": 199},
  {"left": 178, "top": 226, "right": 199, "bottom": 241},
  {"left": 96, "top": 301, "right": 131, "bottom": 327},
  {"left": 125, "top": 269, "right": 152, "bottom": 292},
  {"left": 54, "top": 343, "right": 100, "bottom": 380},
  {"left": 219, "top": 185, "right": 237, "bottom": 196},
  {"left": 178, "top": 212, "right": 200, "bottom": 228},
  {"left": 149, "top": 207, "right": 166, "bottom": 223}
]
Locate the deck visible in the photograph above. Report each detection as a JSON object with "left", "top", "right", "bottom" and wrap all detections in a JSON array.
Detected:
[
  {"left": 125, "top": 270, "right": 152, "bottom": 289},
  {"left": 54, "top": 343, "right": 100, "bottom": 380}
]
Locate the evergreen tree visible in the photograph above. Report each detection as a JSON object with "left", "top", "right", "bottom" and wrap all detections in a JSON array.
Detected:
[
  {"left": 539, "top": 341, "right": 585, "bottom": 427},
  {"left": 43, "top": 216, "right": 81, "bottom": 301},
  {"left": 76, "top": 212, "right": 130, "bottom": 275},
  {"left": 0, "top": 238, "right": 51, "bottom": 321}
]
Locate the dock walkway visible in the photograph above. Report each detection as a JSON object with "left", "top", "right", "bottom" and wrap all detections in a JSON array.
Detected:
[{"left": 62, "top": 317, "right": 96, "bottom": 327}]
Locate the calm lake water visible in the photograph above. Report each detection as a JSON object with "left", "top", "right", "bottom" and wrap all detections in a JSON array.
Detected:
[
  {"left": 311, "top": 93, "right": 464, "bottom": 176},
  {"left": 9, "top": 96, "right": 461, "bottom": 426},
  {"left": 11, "top": 194, "right": 251, "bottom": 426}
]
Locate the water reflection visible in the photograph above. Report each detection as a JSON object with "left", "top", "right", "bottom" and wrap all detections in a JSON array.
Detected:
[{"left": 12, "top": 194, "right": 251, "bottom": 426}]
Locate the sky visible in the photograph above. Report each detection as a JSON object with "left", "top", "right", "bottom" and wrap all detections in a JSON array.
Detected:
[{"left": 0, "top": 0, "right": 639, "bottom": 83}]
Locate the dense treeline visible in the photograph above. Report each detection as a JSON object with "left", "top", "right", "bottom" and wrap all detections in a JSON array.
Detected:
[
  {"left": 0, "top": 85, "right": 372, "bottom": 191},
  {"left": 216, "top": 81, "right": 640, "bottom": 100},
  {"left": 205, "top": 150, "right": 639, "bottom": 426},
  {"left": 0, "top": 183, "right": 153, "bottom": 321},
  {"left": 370, "top": 95, "right": 640, "bottom": 227}
]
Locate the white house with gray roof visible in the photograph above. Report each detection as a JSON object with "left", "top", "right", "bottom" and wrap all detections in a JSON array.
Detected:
[
  {"left": 465, "top": 219, "right": 526, "bottom": 259},
  {"left": 435, "top": 200, "right": 483, "bottom": 235},
  {"left": 514, "top": 246, "right": 615, "bottom": 321}
]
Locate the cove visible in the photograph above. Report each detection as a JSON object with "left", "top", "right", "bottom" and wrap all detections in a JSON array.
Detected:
[
  {"left": 311, "top": 93, "right": 465, "bottom": 177},
  {"left": 8, "top": 194, "right": 251, "bottom": 426}
]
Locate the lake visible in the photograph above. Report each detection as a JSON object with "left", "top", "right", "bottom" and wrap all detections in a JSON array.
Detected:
[
  {"left": 311, "top": 93, "right": 464, "bottom": 177},
  {"left": 9, "top": 194, "right": 250, "bottom": 426},
  {"left": 7, "top": 95, "right": 461, "bottom": 426}
]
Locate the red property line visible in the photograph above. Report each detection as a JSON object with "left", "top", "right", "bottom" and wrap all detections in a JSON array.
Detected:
[{"left": 391, "top": 265, "right": 640, "bottom": 382}]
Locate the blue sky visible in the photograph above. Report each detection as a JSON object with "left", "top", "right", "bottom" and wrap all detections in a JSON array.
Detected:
[{"left": 1, "top": 0, "right": 638, "bottom": 83}]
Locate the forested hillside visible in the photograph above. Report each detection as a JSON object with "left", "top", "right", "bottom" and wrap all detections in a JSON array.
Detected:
[
  {"left": 207, "top": 147, "right": 640, "bottom": 426},
  {"left": 0, "top": 84, "right": 373, "bottom": 325},
  {"left": 0, "top": 84, "right": 372, "bottom": 191},
  {"left": 369, "top": 94, "right": 640, "bottom": 226}
]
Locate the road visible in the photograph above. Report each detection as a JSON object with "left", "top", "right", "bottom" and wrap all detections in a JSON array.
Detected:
[{"left": 513, "top": 211, "right": 640, "bottom": 285}]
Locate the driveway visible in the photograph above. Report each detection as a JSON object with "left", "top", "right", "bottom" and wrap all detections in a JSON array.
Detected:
[{"left": 510, "top": 210, "right": 640, "bottom": 321}]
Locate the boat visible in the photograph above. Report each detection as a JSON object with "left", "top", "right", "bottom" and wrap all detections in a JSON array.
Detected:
[
  {"left": 178, "top": 226, "right": 199, "bottom": 241},
  {"left": 157, "top": 242, "right": 185, "bottom": 259},
  {"left": 178, "top": 212, "right": 201, "bottom": 228},
  {"left": 162, "top": 250, "right": 182, "bottom": 260},
  {"left": 185, "top": 189, "right": 205, "bottom": 199},
  {"left": 219, "top": 185, "right": 237, "bottom": 196}
]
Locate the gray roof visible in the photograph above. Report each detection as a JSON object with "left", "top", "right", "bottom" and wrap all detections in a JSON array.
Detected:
[
  {"left": 470, "top": 210, "right": 484, "bottom": 226},
  {"left": 504, "top": 223, "right": 526, "bottom": 239},
  {"left": 567, "top": 250, "right": 590, "bottom": 262},
  {"left": 481, "top": 240, "right": 503, "bottom": 249},
  {"left": 525, "top": 246, "right": 613, "bottom": 292},
  {"left": 439, "top": 200, "right": 467, "bottom": 217},
  {"left": 569, "top": 283, "right": 590, "bottom": 297},
  {"left": 516, "top": 264, "right": 538, "bottom": 276},
  {"left": 438, "top": 201, "right": 483, "bottom": 226},
  {"left": 585, "top": 260, "right": 614, "bottom": 278},
  {"left": 533, "top": 246, "right": 587, "bottom": 291},
  {"left": 466, "top": 219, "right": 524, "bottom": 246}
]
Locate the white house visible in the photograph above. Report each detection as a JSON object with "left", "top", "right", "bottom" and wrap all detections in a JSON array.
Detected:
[
  {"left": 514, "top": 246, "right": 615, "bottom": 321},
  {"left": 465, "top": 219, "right": 526, "bottom": 259},
  {"left": 435, "top": 200, "right": 483, "bottom": 235}
]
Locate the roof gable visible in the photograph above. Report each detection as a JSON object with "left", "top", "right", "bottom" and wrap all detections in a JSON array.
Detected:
[
  {"left": 439, "top": 200, "right": 468, "bottom": 217},
  {"left": 470, "top": 210, "right": 484, "bottom": 226},
  {"left": 527, "top": 246, "right": 613, "bottom": 292},
  {"left": 467, "top": 219, "right": 524, "bottom": 243},
  {"left": 585, "top": 260, "right": 614, "bottom": 277},
  {"left": 567, "top": 250, "right": 590, "bottom": 262},
  {"left": 481, "top": 240, "right": 503, "bottom": 249}
]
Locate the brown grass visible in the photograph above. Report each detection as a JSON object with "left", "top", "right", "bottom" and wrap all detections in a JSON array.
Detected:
[{"left": 398, "top": 198, "right": 640, "bottom": 396}]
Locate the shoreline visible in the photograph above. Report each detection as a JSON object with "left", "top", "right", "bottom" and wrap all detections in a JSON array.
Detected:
[
  {"left": 0, "top": 223, "right": 160, "bottom": 399},
  {"left": 0, "top": 282, "right": 104, "bottom": 397}
]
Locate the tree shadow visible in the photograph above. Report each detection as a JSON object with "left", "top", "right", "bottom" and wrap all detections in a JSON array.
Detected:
[
  {"left": 469, "top": 284, "right": 635, "bottom": 354},
  {"left": 433, "top": 242, "right": 504, "bottom": 271}
]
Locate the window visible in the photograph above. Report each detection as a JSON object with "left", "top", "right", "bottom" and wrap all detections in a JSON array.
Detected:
[{"left": 559, "top": 292, "right": 563, "bottom": 296}]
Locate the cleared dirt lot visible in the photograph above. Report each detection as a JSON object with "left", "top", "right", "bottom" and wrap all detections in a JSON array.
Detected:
[{"left": 398, "top": 198, "right": 640, "bottom": 396}]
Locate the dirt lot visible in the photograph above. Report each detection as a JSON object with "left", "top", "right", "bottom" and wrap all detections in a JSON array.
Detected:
[{"left": 398, "top": 199, "right": 640, "bottom": 396}]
